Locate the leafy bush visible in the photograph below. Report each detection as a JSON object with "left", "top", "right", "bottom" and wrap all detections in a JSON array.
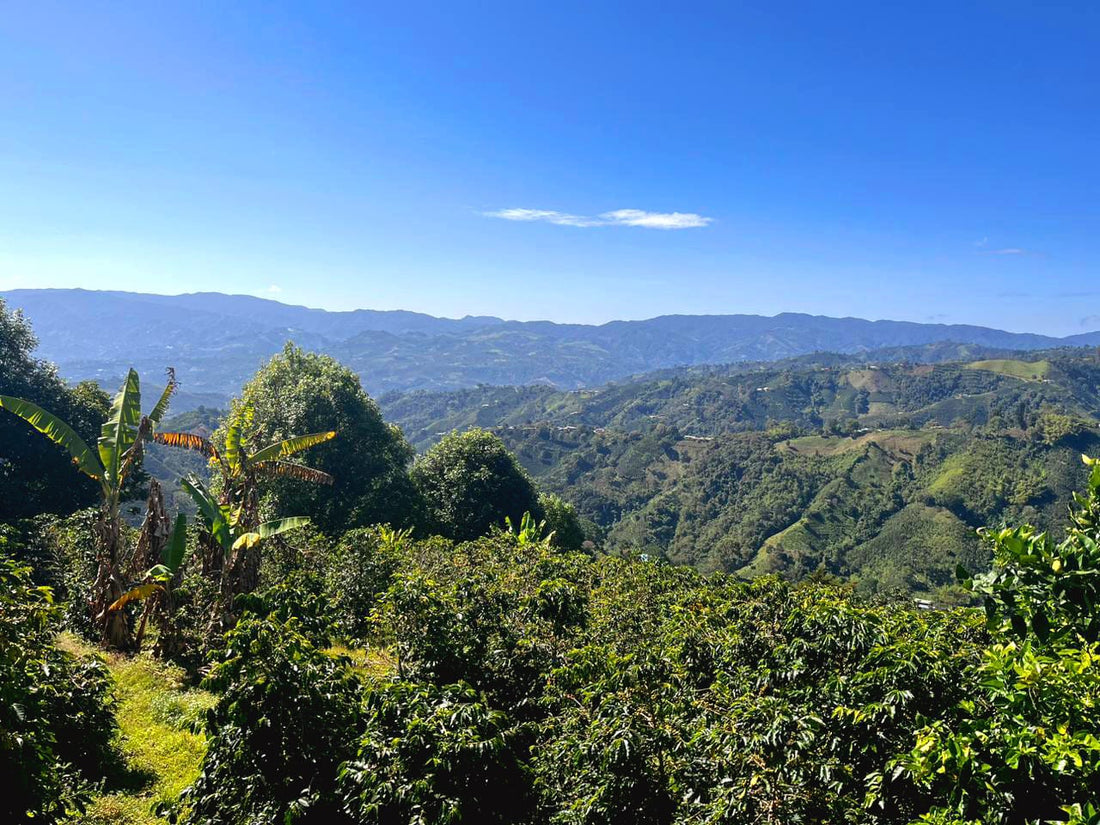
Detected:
[
  {"left": 323, "top": 526, "right": 404, "bottom": 642},
  {"left": 0, "top": 552, "right": 117, "bottom": 823},
  {"left": 539, "top": 492, "right": 587, "bottom": 551},
  {"left": 340, "top": 680, "right": 534, "bottom": 824},
  {"left": 532, "top": 573, "right": 984, "bottom": 824},
  {"left": 0, "top": 510, "right": 104, "bottom": 637},
  {"left": 377, "top": 534, "right": 590, "bottom": 712},
  {"left": 178, "top": 615, "right": 363, "bottom": 825},
  {"left": 357, "top": 532, "right": 985, "bottom": 824},
  {"left": 898, "top": 456, "right": 1100, "bottom": 823},
  {"left": 237, "top": 569, "right": 336, "bottom": 646},
  {"left": 410, "top": 428, "right": 544, "bottom": 541}
]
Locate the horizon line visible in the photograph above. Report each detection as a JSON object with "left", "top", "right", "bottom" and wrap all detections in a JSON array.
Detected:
[{"left": 1, "top": 285, "right": 1097, "bottom": 339}]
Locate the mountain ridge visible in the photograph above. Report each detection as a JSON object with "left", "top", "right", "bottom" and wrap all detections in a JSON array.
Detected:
[{"left": 4, "top": 288, "right": 1099, "bottom": 404}]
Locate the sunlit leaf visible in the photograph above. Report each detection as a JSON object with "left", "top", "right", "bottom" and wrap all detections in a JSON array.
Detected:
[
  {"left": 163, "top": 513, "right": 188, "bottom": 573},
  {"left": 249, "top": 431, "right": 336, "bottom": 464},
  {"left": 252, "top": 460, "right": 333, "bottom": 485},
  {"left": 108, "top": 582, "right": 163, "bottom": 612},
  {"left": 147, "top": 368, "right": 178, "bottom": 425},
  {"left": 181, "top": 474, "right": 233, "bottom": 552},
  {"left": 153, "top": 430, "right": 219, "bottom": 458},
  {"left": 0, "top": 395, "right": 103, "bottom": 481},
  {"left": 98, "top": 368, "right": 141, "bottom": 489}
]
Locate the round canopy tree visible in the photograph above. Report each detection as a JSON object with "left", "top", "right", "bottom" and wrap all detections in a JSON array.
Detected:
[
  {"left": 539, "top": 492, "right": 587, "bottom": 551},
  {"left": 225, "top": 344, "right": 417, "bottom": 534},
  {"left": 411, "top": 428, "right": 543, "bottom": 541}
]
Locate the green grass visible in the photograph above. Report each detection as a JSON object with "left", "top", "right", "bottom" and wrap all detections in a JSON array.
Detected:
[
  {"left": 780, "top": 434, "right": 840, "bottom": 455},
  {"left": 966, "top": 358, "right": 1052, "bottom": 381},
  {"left": 324, "top": 642, "right": 397, "bottom": 681},
  {"left": 59, "top": 634, "right": 213, "bottom": 825}
]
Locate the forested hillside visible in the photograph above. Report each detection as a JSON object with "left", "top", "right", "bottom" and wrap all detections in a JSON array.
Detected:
[
  {"left": 135, "top": 344, "right": 1100, "bottom": 597},
  {"left": 382, "top": 351, "right": 1100, "bottom": 446},
  {"left": 379, "top": 351, "right": 1100, "bottom": 598}
]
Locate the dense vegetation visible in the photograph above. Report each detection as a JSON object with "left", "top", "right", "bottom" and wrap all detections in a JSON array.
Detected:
[
  {"left": 2, "top": 298, "right": 1100, "bottom": 824},
  {"left": 11, "top": 482, "right": 1100, "bottom": 823},
  {"left": 0, "top": 302, "right": 111, "bottom": 519},
  {"left": 0, "top": 551, "right": 117, "bottom": 822},
  {"left": 376, "top": 351, "right": 1100, "bottom": 595},
  {"left": 220, "top": 344, "right": 418, "bottom": 534}
]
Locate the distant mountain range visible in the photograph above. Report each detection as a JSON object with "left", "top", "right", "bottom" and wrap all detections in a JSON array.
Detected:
[{"left": 4, "top": 288, "right": 1099, "bottom": 407}]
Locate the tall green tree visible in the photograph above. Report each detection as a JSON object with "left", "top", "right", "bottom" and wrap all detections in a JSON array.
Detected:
[
  {"left": 538, "top": 492, "right": 587, "bottom": 551},
  {"left": 410, "top": 428, "right": 543, "bottom": 541},
  {"left": 0, "top": 299, "right": 110, "bottom": 520},
  {"left": 222, "top": 344, "right": 416, "bottom": 533}
]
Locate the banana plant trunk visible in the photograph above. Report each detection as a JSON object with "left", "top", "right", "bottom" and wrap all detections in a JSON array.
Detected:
[
  {"left": 209, "top": 542, "right": 257, "bottom": 639},
  {"left": 132, "top": 479, "right": 170, "bottom": 578},
  {"left": 132, "top": 481, "right": 170, "bottom": 652},
  {"left": 208, "top": 474, "right": 263, "bottom": 639},
  {"left": 150, "top": 588, "right": 179, "bottom": 660},
  {"left": 239, "top": 542, "right": 262, "bottom": 594},
  {"left": 93, "top": 504, "right": 132, "bottom": 651}
]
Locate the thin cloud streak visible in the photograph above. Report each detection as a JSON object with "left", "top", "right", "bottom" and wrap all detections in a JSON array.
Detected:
[{"left": 485, "top": 207, "right": 713, "bottom": 230}]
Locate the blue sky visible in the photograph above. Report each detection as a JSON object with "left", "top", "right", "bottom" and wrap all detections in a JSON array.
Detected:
[{"left": 1, "top": 2, "right": 1097, "bottom": 334}]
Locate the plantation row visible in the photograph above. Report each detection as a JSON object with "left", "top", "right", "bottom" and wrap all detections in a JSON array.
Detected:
[{"left": 7, "top": 470, "right": 1100, "bottom": 823}]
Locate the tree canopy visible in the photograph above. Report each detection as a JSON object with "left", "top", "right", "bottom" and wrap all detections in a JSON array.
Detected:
[
  {"left": 410, "top": 428, "right": 543, "bottom": 541},
  {"left": 223, "top": 343, "right": 417, "bottom": 534}
]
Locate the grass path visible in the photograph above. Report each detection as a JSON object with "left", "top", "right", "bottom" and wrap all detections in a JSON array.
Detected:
[{"left": 59, "top": 634, "right": 213, "bottom": 825}]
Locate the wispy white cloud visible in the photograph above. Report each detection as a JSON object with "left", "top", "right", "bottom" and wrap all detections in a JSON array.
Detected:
[
  {"left": 484, "top": 207, "right": 713, "bottom": 230},
  {"left": 485, "top": 208, "right": 602, "bottom": 227},
  {"left": 990, "top": 247, "right": 1027, "bottom": 255},
  {"left": 601, "top": 209, "right": 712, "bottom": 229},
  {"left": 266, "top": 284, "right": 283, "bottom": 293}
]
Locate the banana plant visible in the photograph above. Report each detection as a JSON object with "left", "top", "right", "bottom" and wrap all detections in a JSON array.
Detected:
[
  {"left": 505, "top": 511, "right": 555, "bottom": 547},
  {"left": 0, "top": 368, "right": 176, "bottom": 501},
  {"left": 108, "top": 512, "right": 190, "bottom": 650},
  {"left": 181, "top": 474, "right": 310, "bottom": 554},
  {"left": 154, "top": 403, "right": 334, "bottom": 525},
  {"left": 180, "top": 472, "right": 310, "bottom": 629},
  {"left": 0, "top": 368, "right": 178, "bottom": 649}
]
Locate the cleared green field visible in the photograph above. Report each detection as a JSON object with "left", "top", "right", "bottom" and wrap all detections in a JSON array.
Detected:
[
  {"left": 965, "top": 359, "right": 1052, "bottom": 381},
  {"left": 779, "top": 429, "right": 937, "bottom": 459}
]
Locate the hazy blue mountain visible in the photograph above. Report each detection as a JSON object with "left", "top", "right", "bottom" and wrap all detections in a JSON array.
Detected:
[{"left": 3, "top": 288, "right": 1099, "bottom": 407}]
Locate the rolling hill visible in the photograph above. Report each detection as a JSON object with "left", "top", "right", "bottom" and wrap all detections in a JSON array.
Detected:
[{"left": 379, "top": 349, "right": 1100, "bottom": 597}]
